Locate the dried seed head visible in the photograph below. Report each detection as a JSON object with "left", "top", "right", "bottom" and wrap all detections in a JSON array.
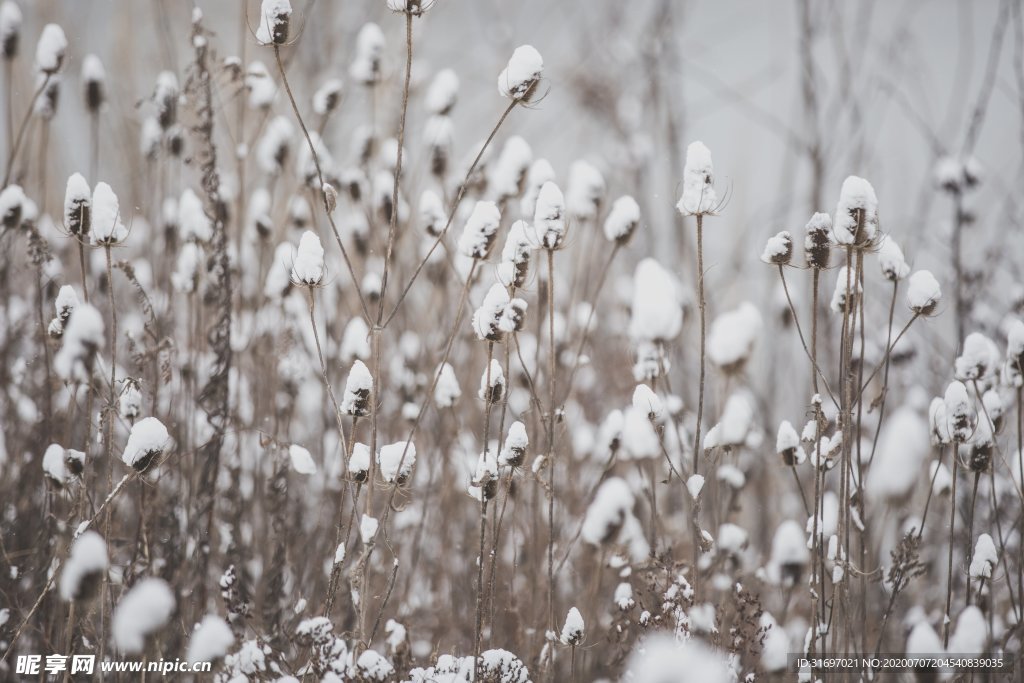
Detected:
[
  {"left": 1, "top": 1, "right": 22, "bottom": 60},
  {"left": 498, "top": 45, "right": 543, "bottom": 102},
  {"left": 35, "top": 23, "right": 66, "bottom": 74},
  {"left": 760, "top": 230, "right": 793, "bottom": 265},
  {"left": 81, "top": 54, "right": 106, "bottom": 112},
  {"left": 833, "top": 176, "right": 879, "bottom": 248},
  {"left": 341, "top": 360, "right": 373, "bottom": 418},
  {"left": 0, "top": 183, "right": 25, "bottom": 228},
  {"left": 906, "top": 270, "right": 941, "bottom": 316},
  {"left": 603, "top": 195, "right": 640, "bottom": 245},
  {"left": 804, "top": 212, "right": 832, "bottom": 269},
  {"left": 154, "top": 71, "right": 179, "bottom": 130},
  {"left": 256, "top": 0, "right": 292, "bottom": 46},
  {"left": 63, "top": 173, "right": 91, "bottom": 236}
]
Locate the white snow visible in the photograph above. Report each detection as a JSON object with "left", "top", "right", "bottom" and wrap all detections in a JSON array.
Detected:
[
  {"left": 340, "top": 317, "right": 371, "bottom": 363},
  {"left": 90, "top": 181, "right": 128, "bottom": 245},
  {"left": 929, "top": 397, "right": 952, "bottom": 444},
  {"left": 833, "top": 176, "right": 879, "bottom": 246},
  {"left": 54, "top": 285, "right": 78, "bottom": 321},
  {"left": 770, "top": 520, "right": 809, "bottom": 578},
  {"left": 676, "top": 141, "right": 718, "bottom": 215},
  {"left": 581, "top": 477, "right": 648, "bottom": 561},
  {"left": 42, "top": 443, "right": 68, "bottom": 485},
  {"left": 378, "top": 441, "right": 416, "bottom": 483},
  {"left": 760, "top": 612, "right": 789, "bottom": 672},
  {"left": 499, "top": 421, "right": 528, "bottom": 467},
  {"left": 425, "top": 68, "right": 459, "bottom": 115},
  {"left": 969, "top": 533, "right": 998, "bottom": 579},
  {"left": 419, "top": 190, "right": 445, "bottom": 237},
  {"left": 349, "top": 443, "right": 371, "bottom": 480},
  {"left": 434, "top": 363, "right": 461, "bottom": 408},
  {"left": 35, "top": 23, "right": 66, "bottom": 73},
  {"left": 478, "top": 358, "right": 505, "bottom": 402},
  {"left": 171, "top": 242, "right": 202, "bottom": 294},
  {"left": 717, "top": 523, "right": 748, "bottom": 554},
  {"left": 603, "top": 195, "right": 640, "bottom": 243},
  {"left": 498, "top": 220, "right": 533, "bottom": 287},
  {"left": 81, "top": 54, "right": 106, "bottom": 97},
  {"left": 631, "top": 384, "right": 664, "bottom": 421},
  {"left": 153, "top": 71, "right": 178, "bottom": 127},
  {"left": 473, "top": 283, "right": 511, "bottom": 340},
  {"left": 112, "top": 578, "right": 176, "bottom": 653},
  {"left": 255, "top": 0, "right": 292, "bottom": 45},
  {"left": 686, "top": 474, "right": 705, "bottom": 500},
  {"left": 866, "top": 405, "right": 929, "bottom": 501},
  {"left": 760, "top": 230, "right": 793, "bottom": 264},
  {"left": 629, "top": 258, "right": 682, "bottom": 343},
  {"left": 621, "top": 405, "right": 660, "bottom": 459},
  {"left": 520, "top": 158, "right": 556, "bottom": 218},
  {"left": 944, "top": 381, "right": 973, "bottom": 442},
  {"left": 703, "top": 391, "right": 754, "bottom": 450},
  {"left": 187, "top": 615, "right": 234, "bottom": 664},
  {"left": 707, "top": 302, "right": 762, "bottom": 369},
  {"left": 59, "top": 531, "right": 108, "bottom": 601},
  {"left": 906, "top": 620, "right": 942, "bottom": 655},
  {"left": 63, "top": 173, "right": 91, "bottom": 236},
  {"left": 54, "top": 303, "right": 104, "bottom": 383},
  {"left": 350, "top": 23, "right": 385, "bottom": 85},
  {"left": 178, "top": 188, "right": 211, "bottom": 243},
  {"left": 288, "top": 445, "right": 317, "bottom": 475},
  {"left": 341, "top": 359, "right": 373, "bottom": 417},
  {"left": 0, "top": 2, "right": 21, "bottom": 53},
  {"left": 312, "top": 78, "right": 343, "bottom": 116},
  {"left": 907, "top": 270, "right": 941, "bottom": 315},
  {"left": 121, "top": 417, "right": 170, "bottom": 469},
  {"left": 498, "top": 45, "right": 543, "bottom": 100},
  {"left": 360, "top": 514, "right": 379, "bottom": 544},
  {"left": 291, "top": 231, "right": 325, "bottom": 286},
  {"left": 614, "top": 582, "right": 635, "bottom": 610},
  {"left": 256, "top": 115, "right": 294, "bottom": 174},
  {"left": 457, "top": 200, "right": 501, "bottom": 259},
  {"left": 560, "top": 606, "right": 584, "bottom": 645},
  {"left": 955, "top": 332, "right": 998, "bottom": 381},
  {"left": 948, "top": 606, "right": 987, "bottom": 655},
  {"left": 565, "top": 160, "right": 605, "bottom": 220},
  {"left": 246, "top": 61, "right": 277, "bottom": 109},
  {"left": 0, "top": 184, "right": 26, "bottom": 226},
  {"left": 625, "top": 634, "right": 730, "bottom": 683},
  {"left": 489, "top": 136, "right": 532, "bottom": 200},
  {"left": 531, "top": 181, "right": 566, "bottom": 249},
  {"left": 876, "top": 234, "right": 910, "bottom": 281}
]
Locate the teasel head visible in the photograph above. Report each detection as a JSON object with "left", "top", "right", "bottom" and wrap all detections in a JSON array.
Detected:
[
  {"left": 256, "top": 0, "right": 292, "bottom": 46},
  {"left": 82, "top": 54, "right": 106, "bottom": 113},
  {"left": 761, "top": 230, "right": 793, "bottom": 265},
  {"left": 1, "top": 1, "right": 22, "bottom": 61},
  {"left": 154, "top": 71, "right": 179, "bottom": 130},
  {"left": 804, "top": 212, "right": 832, "bottom": 269},
  {"left": 64, "top": 173, "right": 91, "bottom": 237}
]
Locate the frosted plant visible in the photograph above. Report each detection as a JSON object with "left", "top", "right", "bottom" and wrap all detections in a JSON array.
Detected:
[
  {"left": 42, "top": 443, "right": 68, "bottom": 487},
  {"left": 906, "top": 270, "right": 941, "bottom": 315},
  {"left": 565, "top": 159, "right": 605, "bottom": 220},
  {"left": 603, "top": 195, "right": 640, "bottom": 244},
  {"left": 770, "top": 520, "right": 809, "bottom": 586},
  {"left": 153, "top": 71, "right": 179, "bottom": 129},
  {"left": 944, "top": 381, "right": 974, "bottom": 443},
  {"left": 624, "top": 634, "right": 730, "bottom": 683},
  {"left": 760, "top": 230, "right": 793, "bottom": 265},
  {"left": 186, "top": 615, "right": 234, "bottom": 665},
  {"left": 63, "top": 173, "right": 91, "bottom": 237},
  {"left": 256, "top": 115, "right": 294, "bottom": 174},
  {"left": 707, "top": 302, "right": 762, "bottom": 371},
  {"left": 0, "top": 1, "right": 21, "bottom": 60},
  {"left": 378, "top": 441, "right": 416, "bottom": 484},
  {"left": 499, "top": 421, "right": 528, "bottom": 467},
  {"left": 497, "top": 220, "right": 533, "bottom": 288},
  {"left": 425, "top": 68, "right": 459, "bottom": 115},
  {"left": 621, "top": 405, "right": 659, "bottom": 459},
  {"left": 349, "top": 443, "right": 371, "bottom": 482},
  {"left": 341, "top": 360, "right": 373, "bottom": 417},
  {"left": 121, "top": 416, "right": 170, "bottom": 471},
  {"left": 876, "top": 234, "right": 910, "bottom": 281},
  {"left": 434, "top": 363, "right": 461, "bottom": 408},
  {"left": 703, "top": 391, "right": 755, "bottom": 450},
  {"left": 489, "top": 136, "right": 532, "bottom": 201},
  {"left": 676, "top": 141, "right": 718, "bottom": 216},
  {"left": 559, "top": 607, "right": 584, "bottom": 645},
  {"left": 59, "top": 531, "right": 108, "bottom": 602},
  {"left": 112, "top": 578, "right": 176, "bottom": 653},
  {"left": 245, "top": 61, "right": 277, "bottom": 109},
  {"left": 628, "top": 259, "right": 682, "bottom": 344},
  {"left": 54, "top": 303, "right": 104, "bottom": 383},
  {"left": 0, "top": 184, "right": 25, "bottom": 227},
  {"left": 35, "top": 23, "right": 66, "bottom": 74},
  {"left": 350, "top": 22, "right": 385, "bottom": 86},
  {"left": 119, "top": 378, "right": 143, "bottom": 420},
  {"left": 804, "top": 212, "right": 833, "bottom": 269},
  {"left": 520, "top": 158, "right": 555, "bottom": 217},
  {"left": 775, "top": 420, "right": 805, "bottom": 466},
  {"left": 468, "top": 450, "right": 499, "bottom": 502},
  {"left": 291, "top": 230, "right": 326, "bottom": 286},
  {"left": 256, "top": 0, "right": 292, "bottom": 46},
  {"left": 90, "top": 181, "right": 128, "bottom": 245},
  {"left": 498, "top": 45, "right": 543, "bottom": 102},
  {"left": 478, "top": 358, "right": 505, "bottom": 404},
  {"left": 457, "top": 200, "right": 501, "bottom": 259},
  {"left": 833, "top": 176, "right": 879, "bottom": 247},
  {"left": 954, "top": 332, "right": 999, "bottom": 382},
  {"left": 531, "top": 181, "right": 566, "bottom": 249},
  {"left": 288, "top": 444, "right": 317, "bottom": 475},
  {"left": 312, "top": 78, "right": 343, "bottom": 116},
  {"left": 178, "top": 188, "right": 212, "bottom": 243},
  {"left": 865, "top": 405, "right": 929, "bottom": 502},
  {"left": 419, "top": 190, "right": 445, "bottom": 237}
]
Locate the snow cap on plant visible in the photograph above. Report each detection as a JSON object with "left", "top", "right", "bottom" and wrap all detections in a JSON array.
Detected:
[
  {"left": 186, "top": 616, "right": 234, "bottom": 665},
  {"left": 629, "top": 258, "right": 682, "bottom": 344},
  {"left": 566, "top": 160, "right": 605, "bottom": 220},
  {"left": 256, "top": 0, "right": 292, "bottom": 46},
  {"left": 63, "top": 173, "right": 91, "bottom": 237},
  {"left": 520, "top": 158, "right": 555, "bottom": 218},
  {"left": 906, "top": 270, "right": 941, "bottom": 315},
  {"left": 256, "top": 115, "right": 294, "bottom": 175},
  {"left": 944, "top": 380, "right": 974, "bottom": 443},
  {"left": 469, "top": 450, "right": 499, "bottom": 502},
  {"left": 581, "top": 477, "right": 649, "bottom": 562},
  {"left": 498, "top": 45, "right": 542, "bottom": 102},
  {"left": 620, "top": 405, "right": 660, "bottom": 459},
  {"left": 708, "top": 301, "right": 762, "bottom": 371},
  {"left": 560, "top": 607, "right": 584, "bottom": 645},
  {"left": 761, "top": 230, "right": 793, "bottom": 265},
  {"left": 489, "top": 136, "right": 532, "bottom": 201},
  {"left": 833, "top": 176, "right": 879, "bottom": 247},
  {"left": 312, "top": 78, "right": 343, "bottom": 116},
  {"left": 90, "top": 182, "right": 128, "bottom": 245},
  {"left": 928, "top": 397, "right": 951, "bottom": 445},
  {"left": 386, "top": 0, "right": 431, "bottom": 15},
  {"left": 178, "top": 188, "right": 211, "bottom": 243},
  {"left": 288, "top": 445, "right": 316, "bottom": 475},
  {"left": 776, "top": 420, "right": 805, "bottom": 466},
  {"left": 121, "top": 416, "right": 170, "bottom": 471},
  {"left": 499, "top": 421, "right": 528, "bottom": 467},
  {"left": 341, "top": 360, "right": 373, "bottom": 417},
  {"left": 955, "top": 332, "right": 999, "bottom": 382},
  {"left": 43, "top": 444, "right": 68, "bottom": 487},
  {"left": 969, "top": 533, "right": 998, "bottom": 579},
  {"left": 676, "top": 141, "right": 718, "bottom": 216},
  {"left": 425, "top": 68, "right": 459, "bottom": 117},
  {"left": 497, "top": 220, "right": 533, "bottom": 288},
  {"left": 35, "top": 23, "right": 66, "bottom": 74},
  {"left": 350, "top": 22, "right": 385, "bottom": 85},
  {"left": 478, "top": 358, "right": 505, "bottom": 404},
  {"left": 119, "top": 378, "right": 143, "bottom": 420},
  {"left": 632, "top": 384, "right": 664, "bottom": 421},
  {"left": 245, "top": 60, "right": 277, "bottom": 109},
  {"left": 457, "top": 200, "right": 501, "bottom": 259},
  {"left": 770, "top": 519, "right": 810, "bottom": 586},
  {"left": 81, "top": 54, "right": 106, "bottom": 112},
  {"left": 54, "top": 303, "right": 104, "bottom": 383},
  {"left": 603, "top": 195, "right": 640, "bottom": 244},
  {"left": 349, "top": 443, "right": 371, "bottom": 482},
  {"left": 59, "top": 531, "right": 108, "bottom": 602},
  {"left": 112, "top": 578, "right": 175, "bottom": 653},
  {"left": 624, "top": 632, "right": 730, "bottom": 683},
  {"left": 876, "top": 234, "right": 910, "bottom": 281},
  {"left": 54, "top": 285, "right": 78, "bottom": 325},
  {"left": 804, "top": 212, "right": 833, "bottom": 269},
  {"left": 378, "top": 441, "right": 416, "bottom": 484},
  {"left": 531, "top": 181, "right": 566, "bottom": 249},
  {"left": 434, "top": 362, "right": 461, "bottom": 408},
  {"left": 153, "top": 71, "right": 179, "bottom": 129},
  {"left": 291, "top": 231, "right": 325, "bottom": 286},
  {"left": 1, "top": 1, "right": 21, "bottom": 60},
  {"left": 829, "top": 266, "right": 861, "bottom": 315},
  {"left": 0, "top": 183, "right": 25, "bottom": 227},
  {"left": 703, "top": 391, "right": 755, "bottom": 450}
]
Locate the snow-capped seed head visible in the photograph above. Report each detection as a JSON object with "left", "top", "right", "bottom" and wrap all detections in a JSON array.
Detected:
[
  {"left": 256, "top": 0, "right": 292, "bottom": 45},
  {"left": 386, "top": 0, "right": 430, "bottom": 15},
  {"left": 256, "top": 115, "right": 294, "bottom": 174},
  {"left": 833, "top": 176, "right": 879, "bottom": 247},
  {"left": 426, "top": 68, "right": 459, "bottom": 115},
  {"left": 498, "top": 45, "right": 543, "bottom": 102},
  {"left": 418, "top": 190, "right": 445, "bottom": 237},
  {"left": 472, "top": 284, "right": 516, "bottom": 341},
  {"left": 776, "top": 420, "right": 804, "bottom": 466},
  {"left": 350, "top": 23, "right": 385, "bottom": 86},
  {"left": 829, "top": 266, "right": 861, "bottom": 315},
  {"left": 631, "top": 384, "right": 663, "bottom": 421},
  {"left": 43, "top": 443, "right": 68, "bottom": 487},
  {"left": 804, "top": 212, "right": 833, "bottom": 269},
  {"left": 566, "top": 160, "right": 605, "bottom": 220},
  {"left": 498, "top": 220, "right": 533, "bottom": 288},
  {"left": 55, "top": 285, "right": 79, "bottom": 323},
  {"left": 54, "top": 303, "right": 104, "bottom": 383},
  {"left": 35, "top": 23, "right": 66, "bottom": 74},
  {"left": 378, "top": 441, "right": 416, "bottom": 484},
  {"left": 121, "top": 417, "right": 170, "bottom": 471},
  {"left": 771, "top": 519, "right": 810, "bottom": 586},
  {"left": 944, "top": 381, "right": 974, "bottom": 443},
  {"left": 178, "top": 188, "right": 212, "bottom": 243},
  {"left": 341, "top": 359, "right": 373, "bottom": 417},
  {"left": 81, "top": 53, "right": 106, "bottom": 111},
  {"left": 498, "top": 296, "right": 528, "bottom": 334},
  {"left": 60, "top": 531, "right": 108, "bottom": 602},
  {"left": 245, "top": 60, "right": 277, "bottom": 109},
  {"left": 186, "top": 615, "right": 234, "bottom": 665},
  {"left": 621, "top": 405, "right": 660, "bottom": 460},
  {"left": 63, "top": 173, "right": 91, "bottom": 237},
  {"left": 291, "top": 230, "right": 325, "bottom": 286},
  {"left": 761, "top": 230, "right": 793, "bottom": 265},
  {"left": 603, "top": 195, "right": 640, "bottom": 244},
  {"left": 906, "top": 270, "right": 941, "bottom": 315},
  {"left": 312, "top": 78, "right": 343, "bottom": 116},
  {"left": 629, "top": 258, "right": 682, "bottom": 344},
  {"left": 708, "top": 302, "right": 762, "bottom": 371},
  {"left": 969, "top": 533, "right": 998, "bottom": 579},
  {"left": 478, "top": 358, "right": 505, "bottom": 404},
  {"left": 0, "top": 183, "right": 25, "bottom": 227},
  {"left": 581, "top": 476, "right": 635, "bottom": 545},
  {"left": 434, "top": 362, "right": 461, "bottom": 408},
  {"left": 112, "top": 578, "right": 175, "bottom": 654},
  {"left": 154, "top": 71, "right": 179, "bottom": 129},
  {"left": 676, "top": 141, "right": 718, "bottom": 216},
  {"left": 686, "top": 474, "right": 705, "bottom": 500},
  {"left": 90, "top": 181, "right": 128, "bottom": 245},
  {"left": 457, "top": 200, "right": 501, "bottom": 259},
  {"left": 560, "top": 607, "right": 585, "bottom": 645},
  {"left": 469, "top": 450, "right": 499, "bottom": 501},
  {"left": 489, "top": 136, "right": 532, "bottom": 200},
  {"left": 499, "top": 421, "right": 529, "bottom": 467},
  {"left": 288, "top": 444, "right": 317, "bottom": 475},
  {"left": 955, "top": 332, "right": 998, "bottom": 382},
  {"left": 1, "top": 1, "right": 22, "bottom": 60},
  {"left": 876, "top": 234, "right": 909, "bottom": 281},
  {"left": 349, "top": 443, "right": 371, "bottom": 482},
  {"left": 119, "top": 379, "right": 143, "bottom": 420},
  {"left": 929, "top": 397, "right": 952, "bottom": 445},
  {"left": 424, "top": 115, "right": 454, "bottom": 177},
  {"left": 33, "top": 75, "right": 59, "bottom": 120},
  {"left": 531, "top": 181, "right": 566, "bottom": 250}
]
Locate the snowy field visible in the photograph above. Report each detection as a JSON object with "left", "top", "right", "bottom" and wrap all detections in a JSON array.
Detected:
[{"left": 1, "top": 0, "right": 1023, "bottom": 680}]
